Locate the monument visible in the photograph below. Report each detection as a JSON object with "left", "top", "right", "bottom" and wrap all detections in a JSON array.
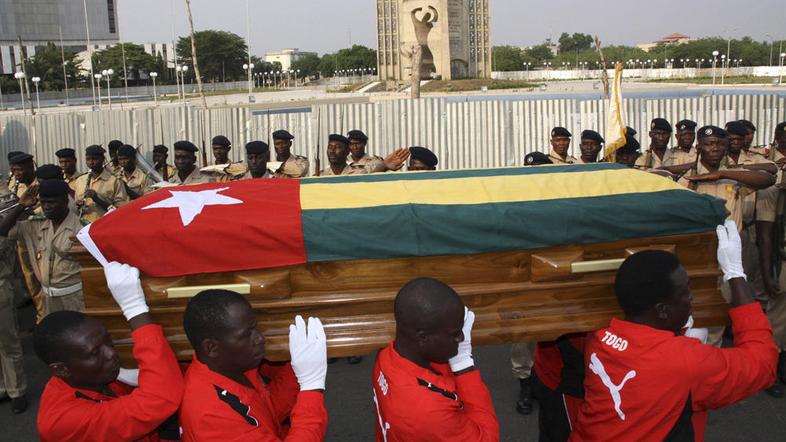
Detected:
[{"left": 376, "top": 0, "right": 491, "bottom": 82}]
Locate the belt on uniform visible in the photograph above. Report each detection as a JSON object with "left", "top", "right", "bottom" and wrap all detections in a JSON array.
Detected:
[{"left": 43, "top": 283, "right": 82, "bottom": 298}]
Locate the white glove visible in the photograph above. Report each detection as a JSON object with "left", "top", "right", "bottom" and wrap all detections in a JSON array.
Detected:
[
  {"left": 103, "top": 262, "right": 149, "bottom": 321},
  {"left": 716, "top": 220, "right": 746, "bottom": 281},
  {"left": 117, "top": 368, "right": 140, "bottom": 387},
  {"left": 289, "top": 315, "right": 327, "bottom": 391},
  {"left": 449, "top": 307, "right": 475, "bottom": 372}
]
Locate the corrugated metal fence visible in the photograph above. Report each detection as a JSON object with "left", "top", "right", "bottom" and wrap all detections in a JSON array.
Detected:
[{"left": 1, "top": 94, "right": 784, "bottom": 174}]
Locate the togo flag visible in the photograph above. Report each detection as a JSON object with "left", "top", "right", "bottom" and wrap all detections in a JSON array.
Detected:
[
  {"left": 604, "top": 63, "right": 627, "bottom": 160},
  {"left": 78, "top": 164, "right": 726, "bottom": 278}
]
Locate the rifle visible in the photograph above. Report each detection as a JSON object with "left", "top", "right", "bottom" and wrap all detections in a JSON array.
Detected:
[{"left": 314, "top": 106, "right": 322, "bottom": 176}]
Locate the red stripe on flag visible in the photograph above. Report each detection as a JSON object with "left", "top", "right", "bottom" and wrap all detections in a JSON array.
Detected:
[{"left": 86, "top": 179, "right": 306, "bottom": 277}]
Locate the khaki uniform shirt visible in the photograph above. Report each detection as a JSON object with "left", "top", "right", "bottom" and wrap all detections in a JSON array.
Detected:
[
  {"left": 678, "top": 162, "right": 752, "bottom": 231},
  {"left": 319, "top": 164, "right": 368, "bottom": 176},
  {"left": 122, "top": 167, "right": 155, "bottom": 197},
  {"left": 236, "top": 170, "right": 273, "bottom": 180},
  {"left": 10, "top": 211, "right": 83, "bottom": 290},
  {"left": 109, "top": 162, "right": 123, "bottom": 177},
  {"left": 155, "top": 164, "right": 177, "bottom": 181},
  {"left": 548, "top": 150, "right": 577, "bottom": 164},
  {"left": 635, "top": 148, "right": 677, "bottom": 169},
  {"left": 349, "top": 154, "right": 384, "bottom": 174},
  {"left": 729, "top": 150, "right": 777, "bottom": 223},
  {"left": 213, "top": 162, "right": 249, "bottom": 183},
  {"left": 73, "top": 168, "right": 130, "bottom": 224},
  {"left": 65, "top": 172, "right": 85, "bottom": 194},
  {"left": 274, "top": 155, "right": 310, "bottom": 178},
  {"left": 669, "top": 148, "right": 698, "bottom": 166},
  {"left": 168, "top": 168, "right": 215, "bottom": 186}
]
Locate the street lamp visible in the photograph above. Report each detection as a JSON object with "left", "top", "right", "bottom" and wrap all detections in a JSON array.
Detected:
[
  {"left": 296, "top": 69, "right": 301, "bottom": 87},
  {"left": 176, "top": 66, "right": 189, "bottom": 103},
  {"left": 31, "top": 76, "right": 41, "bottom": 111},
  {"left": 94, "top": 73, "right": 103, "bottom": 106},
  {"left": 780, "top": 52, "right": 786, "bottom": 84},
  {"left": 150, "top": 72, "right": 158, "bottom": 106},
  {"left": 102, "top": 68, "right": 114, "bottom": 109},
  {"left": 720, "top": 54, "right": 726, "bottom": 85},
  {"left": 711, "top": 50, "right": 719, "bottom": 85},
  {"left": 242, "top": 62, "right": 255, "bottom": 101},
  {"left": 14, "top": 72, "right": 25, "bottom": 113}
]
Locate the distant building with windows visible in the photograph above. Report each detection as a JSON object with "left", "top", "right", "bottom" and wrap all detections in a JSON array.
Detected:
[
  {"left": 637, "top": 33, "right": 691, "bottom": 53},
  {"left": 264, "top": 48, "right": 318, "bottom": 71}
]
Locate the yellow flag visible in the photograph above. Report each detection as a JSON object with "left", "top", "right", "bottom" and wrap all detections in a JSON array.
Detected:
[{"left": 604, "top": 63, "right": 627, "bottom": 160}]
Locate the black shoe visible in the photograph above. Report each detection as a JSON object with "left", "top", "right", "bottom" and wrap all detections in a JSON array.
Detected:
[
  {"left": 516, "top": 377, "right": 533, "bottom": 415},
  {"left": 778, "top": 351, "right": 786, "bottom": 385},
  {"left": 11, "top": 396, "right": 27, "bottom": 414},
  {"left": 347, "top": 356, "right": 363, "bottom": 365},
  {"left": 765, "top": 383, "right": 785, "bottom": 399}
]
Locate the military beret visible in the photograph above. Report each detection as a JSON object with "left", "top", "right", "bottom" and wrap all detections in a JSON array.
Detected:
[
  {"left": 697, "top": 126, "right": 727, "bottom": 139},
  {"left": 117, "top": 145, "right": 137, "bottom": 157},
  {"left": 776, "top": 122, "right": 786, "bottom": 134},
  {"left": 153, "top": 144, "right": 169, "bottom": 154},
  {"left": 35, "top": 164, "right": 64, "bottom": 181},
  {"left": 328, "top": 134, "right": 350, "bottom": 145},
  {"left": 738, "top": 119, "right": 756, "bottom": 132},
  {"left": 581, "top": 130, "right": 605, "bottom": 144},
  {"left": 272, "top": 130, "right": 294, "bottom": 140},
  {"left": 211, "top": 135, "right": 231, "bottom": 147},
  {"left": 245, "top": 141, "right": 269, "bottom": 154},
  {"left": 85, "top": 145, "right": 106, "bottom": 156},
  {"left": 617, "top": 135, "right": 641, "bottom": 153},
  {"left": 107, "top": 140, "right": 124, "bottom": 152},
  {"left": 676, "top": 120, "right": 697, "bottom": 132},
  {"left": 7, "top": 151, "right": 23, "bottom": 162},
  {"left": 625, "top": 127, "right": 638, "bottom": 137},
  {"left": 38, "top": 179, "right": 69, "bottom": 197},
  {"left": 409, "top": 146, "right": 438, "bottom": 167},
  {"left": 725, "top": 121, "right": 748, "bottom": 137},
  {"left": 173, "top": 140, "right": 199, "bottom": 152},
  {"left": 551, "top": 127, "right": 572, "bottom": 138},
  {"left": 347, "top": 130, "right": 368, "bottom": 142},
  {"left": 650, "top": 118, "right": 672, "bottom": 133},
  {"left": 524, "top": 152, "right": 553, "bottom": 166},
  {"left": 55, "top": 148, "right": 76, "bottom": 158},
  {"left": 8, "top": 152, "right": 33, "bottom": 164}
]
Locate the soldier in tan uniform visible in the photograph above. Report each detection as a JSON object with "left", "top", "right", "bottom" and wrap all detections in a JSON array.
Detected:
[
  {"left": 547, "top": 127, "right": 577, "bottom": 164},
  {"left": 576, "top": 130, "right": 604, "bottom": 164},
  {"left": 236, "top": 141, "right": 273, "bottom": 180},
  {"left": 612, "top": 134, "right": 641, "bottom": 167},
  {"left": 740, "top": 119, "right": 770, "bottom": 157},
  {"left": 320, "top": 134, "right": 368, "bottom": 176},
  {"left": 107, "top": 140, "right": 124, "bottom": 177},
  {"left": 271, "top": 130, "right": 309, "bottom": 178},
  {"left": 635, "top": 118, "right": 678, "bottom": 170},
  {"left": 408, "top": 146, "right": 438, "bottom": 171},
  {"left": 671, "top": 119, "right": 698, "bottom": 166},
  {"left": 55, "top": 148, "right": 83, "bottom": 195},
  {"left": 35, "top": 165, "right": 79, "bottom": 215},
  {"left": 168, "top": 141, "right": 215, "bottom": 185},
  {"left": 8, "top": 153, "right": 43, "bottom": 314},
  {"left": 211, "top": 135, "right": 248, "bottom": 182},
  {"left": 73, "top": 145, "right": 130, "bottom": 224},
  {"left": 347, "top": 130, "right": 384, "bottom": 173},
  {"left": 117, "top": 145, "right": 154, "bottom": 199},
  {"left": 153, "top": 145, "right": 176, "bottom": 181}
]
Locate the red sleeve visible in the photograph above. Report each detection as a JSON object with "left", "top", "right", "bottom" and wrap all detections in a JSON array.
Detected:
[
  {"left": 261, "top": 361, "right": 300, "bottom": 423},
  {"left": 40, "top": 324, "right": 184, "bottom": 442},
  {"left": 415, "top": 370, "right": 499, "bottom": 442},
  {"left": 688, "top": 303, "right": 778, "bottom": 411}
]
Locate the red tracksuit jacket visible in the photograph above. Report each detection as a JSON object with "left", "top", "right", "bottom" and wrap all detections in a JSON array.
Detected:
[
  {"left": 372, "top": 343, "right": 499, "bottom": 442},
  {"left": 570, "top": 303, "right": 777, "bottom": 442},
  {"left": 534, "top": 333, "right": 587, "bottom": 425},
  {"left": 179, "top": 356, "right": 327, "bottom": 441},
  {"left": 37, "top": 324, "right": 184, "bottom": 442}
]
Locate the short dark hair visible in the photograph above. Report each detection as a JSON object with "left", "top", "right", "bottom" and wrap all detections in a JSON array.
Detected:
[
  {"left": 33, "top": 311, "right": 89, "bottom": 364},
  {"left": 183, "top": 290, "right": 251, "bottom": 352},
  {"left": 394, "top": 277, "right": 463, "bottom": 331},
  {"left": 614, "top": 250, "right": 682, "bottom": 315}
]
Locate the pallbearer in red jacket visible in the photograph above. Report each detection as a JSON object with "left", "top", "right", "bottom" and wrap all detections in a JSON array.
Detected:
[
  {"left": 179, "top": 290, "right": 328, "bottom": 441},
  {"left": 372, "top": 278, "right": 499, "bottom": 442},
  {"left": 35, "top": 262, "right": 185, "bottom": 442},
  {"left": 570, "top": 221, "right": 778, "bottom": 442}
]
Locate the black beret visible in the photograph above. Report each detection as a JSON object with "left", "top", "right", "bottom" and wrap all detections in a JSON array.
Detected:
[
  {"left": 173, "top": 141, "right": 199, "bottom": 152},
  {"left": 776, "top": 122, "right": 786, "bottom": 134},
  {"left": 7, "top": 151, "right": 23, "bottom": 161},
  {"left": 650, "top": 118, "right": 672, "bottom": 133},
  {"left": 524, "top": 152, "right": 554, "bottom": 166},
  {"left": 738, "top": 120, "right": 756, "bottom": 132},
  {"left": 676, "top": 120, "right": 697, "bottom": 132},
  {"left": 245, "top": 141, "right": 269, "bottom": 154},
  {"left": 107, "top": 140, "right": 123, "bottom": 151},
  {"left": 347, "top": 130, "right": 368, "bottom": 142},
  {"left": 697, "top": 126, "right": 727, "bottom": 140},
  {"left": 581, "top": 130, "right": 604, "bottom": 144},
  {"left": 625, "top": 127, "right": 638, "bottom": 137},
  {"left": 55, "top": 148, "right": 76, "bottom": 158},
  {"left": 551, "top": 127, "right": 572, "bottom": 138},
  {"left": 85, "top": 145, "right": 106, "bottom": 156},
  {"left": 617, "top": 135, "right": 641, "bottom": 153},
  {"left": 211, "top": 135, "right": 231, "bottom": 147},
  {"left": 8, "top": 152, "right": 33, "bottom": 164},
  {"left": 117, "top": 145, "right": 137, "bottom": 157},
  {"left": 328, "top": 134, "right": 350, "bottom": 145},
  {"left": 725, "top": 121, "right": 748, "bottom": 137},
  {"left": 409, "top": 146, "right": 438, "bottom": 167},
  {"left": 272, "top": 130, "right": 294, "bottom": 140},
  {"left": 153, "top": 144, "right": 169, "bottom": 154},
  {"left": 35, "top": 164, "right": 64, "bottom": 181},
  {"left": 38, "top": 179, "right": 69, "bottom": 197}
]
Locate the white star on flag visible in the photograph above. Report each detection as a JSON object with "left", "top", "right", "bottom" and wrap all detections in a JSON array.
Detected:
[{"left": 142, "top": 187, "right": 243, "bottom": 227}]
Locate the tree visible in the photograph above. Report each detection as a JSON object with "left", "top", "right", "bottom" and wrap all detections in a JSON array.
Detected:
[
  {"left": 92, "top": 43, "right": 162, "bottom": 86},
  {"left": 525, "top": 44, "right": 555, "bottom": 62},
  {"left": 26, "top": 42, "right": 81, "bottom": 91},
  {"left": 492, "top": 46, "right": 526, "bottom": 71},
  {"left": 664, "top": 37, "right": 769, "bottom": 67},
  {"left": 291, "top": 53, "right": 321, "bottom": 77},
  {"left": 318, "top": 45, "right": 377, "bottom": 76},
  {"left": 559, "top": 32, "right": 594, "bottom": 54},
  {"left": 176, "top": 30, "right": 248, "bottom": 82}
]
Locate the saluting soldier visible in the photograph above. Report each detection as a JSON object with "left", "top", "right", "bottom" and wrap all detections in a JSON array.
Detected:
[
  {"left": 320, "top": 134, "right": 367, "bottom": 176},
  {"left": 635, "top": 118, "right": 676, "bottom": 169},
  {"left": 152, "top": 145, "right": 176, "bottom": 181},
  {"left": 348, "top": 130, "right": 384, "bottom": 173},
  {"left": 117, "top": 145, "right": 154, "bottom": 199},
  {"left": 548, "top": 127, "right": 577, "bottom": 164},
  {"left": 271, "top": 130, "right": 309, "bottom": 178},
  {"left": 107, "top": 140, "right": 124, "bottom": 177},
  {"left": 237, "top": 141, "right": 273, "bottom": 180},
  {"left": 211, "top": 135, "right": 248, "bottom": 181},
  {"left": 168, "top": 141, "right": 215, "bottom": 185},
  {"left": 408, "top": 146, "right": 438, "bottom": 171},
  {"left": 577, "top": 130, "right": 604, "bottom": 164},
  {"left": 73, "top": 145, "right": 130, "bottom": 224},
  {"left": 55, "top": 148, "right": 83, "bottom": 194}
]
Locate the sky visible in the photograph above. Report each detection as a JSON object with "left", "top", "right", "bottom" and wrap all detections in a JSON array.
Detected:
[{"left": 118, "top": 0, "right": 786, "bottom": 56}]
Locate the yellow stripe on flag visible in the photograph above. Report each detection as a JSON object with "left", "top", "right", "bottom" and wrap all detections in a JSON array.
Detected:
[{"left": 604, "top": 63, "right": 627, "bottom": 160}]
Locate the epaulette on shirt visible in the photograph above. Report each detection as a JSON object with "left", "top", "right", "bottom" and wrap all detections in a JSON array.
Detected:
[
  {"left": 27, "top": 215, "right": 47, "bottom": 221},
  {"left": 349, "top": 164, "right": 366, "bottom": 171}
]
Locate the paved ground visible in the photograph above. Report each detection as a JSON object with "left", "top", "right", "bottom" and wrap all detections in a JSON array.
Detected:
[{"left": 2, "top": 304, "right": 784, "bottom": 441}]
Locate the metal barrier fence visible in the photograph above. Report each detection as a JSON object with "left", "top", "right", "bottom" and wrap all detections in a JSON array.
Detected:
[{"left": 2, "top": 93, "right": 785, "bottom": 174}]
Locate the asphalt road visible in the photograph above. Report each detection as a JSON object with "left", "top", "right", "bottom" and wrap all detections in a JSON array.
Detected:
[{"left": 2, "top": 304, "right": 784, "bottom": 441}]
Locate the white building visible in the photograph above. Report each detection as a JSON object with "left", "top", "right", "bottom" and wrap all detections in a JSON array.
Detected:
[{"left": 264, "top": 48, "right": 317, "bottom": 71}]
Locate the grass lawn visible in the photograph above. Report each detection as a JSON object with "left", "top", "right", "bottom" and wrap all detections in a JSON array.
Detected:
[{"left": 421, "top": 79, "right": 541, "bottom": 92}]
